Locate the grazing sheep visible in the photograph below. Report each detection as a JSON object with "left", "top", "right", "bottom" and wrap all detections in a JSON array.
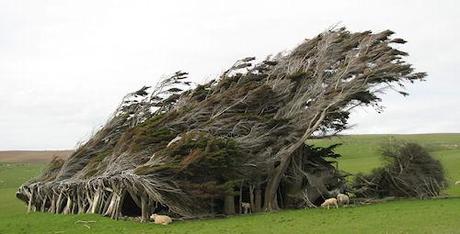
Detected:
[
  {"left": 321, "top": 198, "right": 338, "bottom": 209},
  {"left": 337, "top": 193, "right": 350, "bottom": 206},
  {"left": 241, "top": 202, "right": 251, "bottom": 214},
  {"left": 455, "top": 181, "right": 460, "bottom": 185},
  {"left": 150, "top": 214, "right": 173, "bottom": 225}
]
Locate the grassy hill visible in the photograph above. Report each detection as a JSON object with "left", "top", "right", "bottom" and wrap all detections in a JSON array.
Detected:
[{"left": 0, "top": 133, "right": 459, "bottom": 233}]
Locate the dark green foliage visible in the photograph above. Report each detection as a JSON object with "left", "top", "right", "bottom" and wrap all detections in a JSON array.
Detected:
[
  {"left": 190, "top": 84, "right": 211, "bottom": 102},
  {"left": 184, "top": 138, "right": 245, "bottom": 182},
  {"left": 317, "top": 111, "right": 350, "bottom": 134},
  {"left": 134, "top": 86, "right": 150, "bottom": 96},
  {"left": 125, "top": 113, "right": 177, "bottom": 152},
  {"left": 347, "top": 91, "right": 380, "bottom": 105},
  {"left": 306, "top": 144, "right": 342, "bottom": 159},
  {"left": 136, "top": 132, "right": 246, "bottom": 185},
  {"left": 168, "top": 87, "right": 183, "bottom": 93},
  {"left": 134, "top": 132, "right": 247, "bottom": 206},
  {"left": 82, "top": 149, "right": 113, "bottom": 178},
  {"left": 287, "top": 71, "right": 307, "bottom": 80},
  {"left": 293, "top": 144, "right": 342, "bottom": 176},
  {"left": 352, "top": 142, "right": 446, "bottom": 198}
]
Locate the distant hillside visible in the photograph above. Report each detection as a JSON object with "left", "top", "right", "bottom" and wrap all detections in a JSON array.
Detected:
[{"left": 0, "top": 150, "right": 73, "bottom": 163}]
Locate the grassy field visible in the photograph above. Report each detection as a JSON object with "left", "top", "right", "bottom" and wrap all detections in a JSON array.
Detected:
[
  {"left": 0, "top": 133, "right": 459, "bottom": 233},
  {"left": 0, "top": 150, "right": 72, "bottom": 164}
]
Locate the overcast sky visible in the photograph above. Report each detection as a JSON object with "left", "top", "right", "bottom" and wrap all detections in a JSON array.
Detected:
[{"left": 0, "top": 0, "right": 459, "bottom": 150}]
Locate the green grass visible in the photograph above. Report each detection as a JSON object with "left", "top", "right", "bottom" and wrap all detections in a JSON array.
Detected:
[
  {"left": 0, "top": 163, "right": 45, "bottom": 189},
  {"left": 1, "top": 133, "right": 460, "bottom": 233},
  {"left": 1, "top": 196, "right": 460, "bottom": 234}
]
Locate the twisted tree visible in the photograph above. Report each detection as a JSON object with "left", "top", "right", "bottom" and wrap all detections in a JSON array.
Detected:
[{"left": 17, "top": 28, "right": 425, "bottom": 219}]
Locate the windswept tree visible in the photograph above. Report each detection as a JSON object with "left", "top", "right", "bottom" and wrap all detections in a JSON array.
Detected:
[{"left": 17, "top": 28, "right": 425, "bottom": 219}]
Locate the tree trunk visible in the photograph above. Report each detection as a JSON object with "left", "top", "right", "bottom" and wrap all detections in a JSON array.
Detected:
[
  {"left": 63, "top": 196, "right": 72, "bottom": 214},
  {"left": 238, "top": 182, "right": 243, "bottom": 214},
  {"left": 91, "top": 190, "right": 101, "bottom": 214},
  {"left": 263, "top": 157, "right": 290, "bottom": 210},
  {"left": 56, "top": 191, "right": 63, "bottom": 213},
  {"left": 263, "top": 110, "right": 328, "bottom": 211},
  {"left": 254, "top": 185, "right": 262, "bottom": 212},
  {"left": 105, "top": 193, "right": 117, "bottom": 216},
  {"left": 27, "top": 188, "right": 34, "bottom": 213},
  {"left": 40, "top": 196, "right": 47, "bottom": 212},
  {"left": 113, "top": 191, "right": 125, "bottom": 220},
  {"left": 224, "top": 194, "right": 235, "bottom": 215},
  {"left": 102, "top": 193, "right": 113, "bottom": 215},
  {"left": 141, "top": 196, "right": 149, "bottom": 222},
  {"left": 49, "top": 193, "right": 56, "bottom": 213},
  {"left": 77, "top": 192, "right": 85, "bottom": 214},
  {"left": 249, "top": 185, "right": 255, "bottom": 212}
]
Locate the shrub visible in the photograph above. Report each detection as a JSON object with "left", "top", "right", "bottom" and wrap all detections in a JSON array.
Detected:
[{"left": 352, "top": 142, "right": 446, "bottom": 198}]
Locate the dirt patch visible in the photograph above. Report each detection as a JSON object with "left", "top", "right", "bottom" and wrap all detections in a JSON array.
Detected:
[{"left": 0, "top": 150, "right": 73, "bottom": 164}]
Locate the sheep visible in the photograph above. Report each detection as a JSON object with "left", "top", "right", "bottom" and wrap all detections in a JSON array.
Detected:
[
  {"left": 337, "top": 193, "right": 350, "bottom": 206},
  {"left": 241, "top": 202, "right": 251, "bottom": 214},
  {"left": 455, "top": 180, "right": 460, "bottom": 185},
  {"left": 150, "top": 214, "right": 173, "bottom": 225},
  {"left": 321, "top": 198, "right": 338, "bottom": 209}
]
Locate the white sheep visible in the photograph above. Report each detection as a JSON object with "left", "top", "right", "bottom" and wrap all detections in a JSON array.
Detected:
[
  {"left": 455, "top": 180, "right": 460, "bottom": 185},
  {"left": 321, "top": 198, "right": 338, "bottom": 209},
  {"left": 241, "top": 202, "right": 251, "bottom": 214},
  {"left": 150, "top": 214, "right": 173, "bottom": 225},
  {"left": 336, "top": 193, "right": 350, "bottom": 206}
]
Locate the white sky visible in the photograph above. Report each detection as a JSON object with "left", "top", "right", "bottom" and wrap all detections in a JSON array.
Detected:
[{"left": 0, "top": 0, "right": 459, "bottom": 150}]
